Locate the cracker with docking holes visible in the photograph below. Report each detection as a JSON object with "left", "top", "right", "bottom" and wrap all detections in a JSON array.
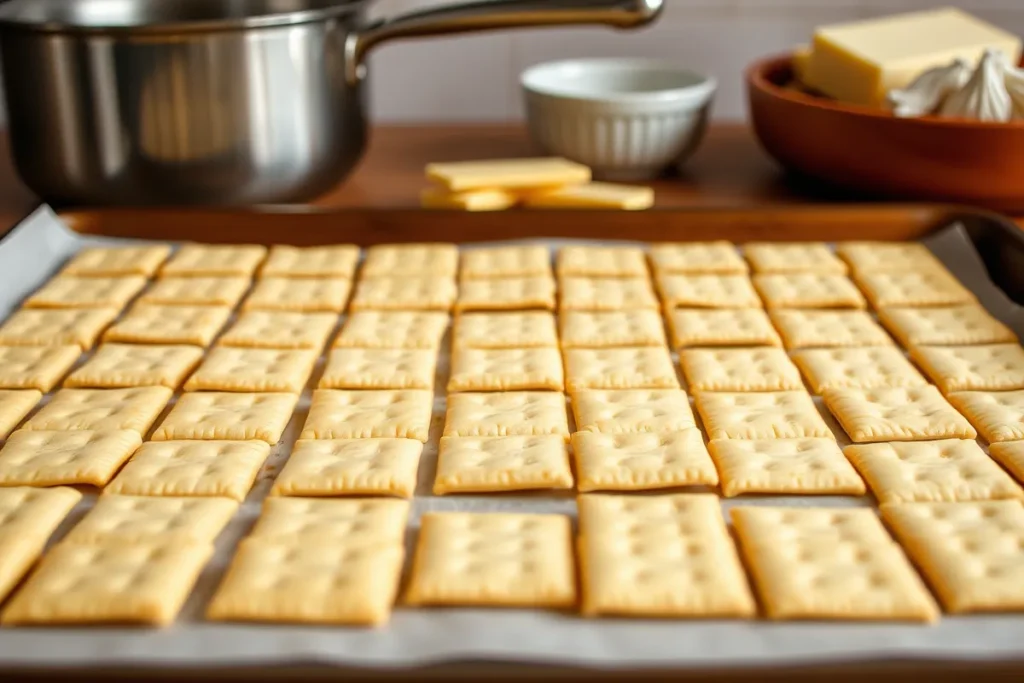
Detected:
[
  {"left": 62, "top": 245, "right": 171, "bottom": 277},
  {"left": 823, "top": 385, "right": 977, "bottom": 443},
  {"left": 0, "top": 430, "right": 141, "bottom": 487},
  {"left": 743, "top": 242, "right": 847, "bottom": 274},
  {"left": 405, "top": 511, "right": 576, "bottom": 608},
  {"left": 730, "top": 506, "right": 939, "bottom": 621},
  {"left": 855, "top": 270, "right": 976, "bottom": 308},
  {"left": 66, "top": 343, "right": 204, "bottom": 389},
  {"left": 249, "top": 497, "right": 410, "bottom": 545},
  {"left": 160, "top": 243, "right": 266, "bottom": 277},
  {"left": 843, "top": 439, "right": 1024, "bottom": 504},
  {"left": 103, "top": 304, "right": 231, "bottom": 346},
  {"left": 708, "top": 437, "right": 865, "bottom": 497},
  {"left": 361, "top": 243, "right": 458, "bottom": 277},
  {"left": 443, "top": 391, "right": 569, "bottom": 439},
  {"left": 259, "top": 245, "right": 359, "bottom": 279},
  {"left": 679, "top": 347, "right": 803, "bottom": 392},
  {"left": 578, "top": 493, "right": 755, "bottom": 617},
  {"left": 452, "top": 312, "right": 557, "bottom": 349},
  {"left": 836, "top": 241, "right": 948, "bottom": 274},
  {"left": 647, "top": 241, "right": 748, "bottom": 275},
  {"left": 220, "top": 311, "right": 337, "bottom": 350},
  {"left": 23, "top": 386, "right": 171, "bottom": 434},
  {"left": 0, "top": 487, "right": 81, "bottom": 604},
  {"left": 349, "top": 276, "right": 457, "bottom": 311},
  {"left": 559, "top": 310, "right": 667, "bottom": 348},
  {"left": 151, "top": 391, "right": 298, "bottom": 444},
  {"left": 448, "top": 347, "right": 564, "bottom": 392},
  {"left": 556, "top": 245, "right": 648, "bottom": 278},
  {"left": 300, "top": 389, "right": 432, "bottom": 441},
  {"left": 460, "top": 245, "right": 551, "bottom": 279},
  {"left": 137, "top": 276, "right": 250, "bottom": 308},
  {"left": 454, "top": 276, "right": 555, "bottom": 312},
  {"left": 571, "top": 389, "right": 695, "bottom": 434},
  {"left": 105, "top": 440, "right": 271, "bottom": 501},
  {"left": 656, "top": 274, "right": 761, "bottom": 309},
  {"left": 242, "top": 277, "right": 351, "bottom": 313},
  {"left": 753, "top": 273, "right": 865, "bottom": 309},
  {"left": 0, "top": 307, "right": 119, "bottom": 349},
  {"left": 667, "top": 308, "right": 781, "bottom": 348},
  {"left": 0, "top": 390, "right": 41, "bottom": 440},
  {"left": 558, "top": 277, "right": 659, "bottom": 311},
  {"left": 184, "top": 347, "right": 318, "bottom": 393},
  {"left": 572, "top": 428, "right": 717, "bottom": 492},
  {"left": 320, "top": 348, "right": 437, "bottom": 390},
  {"left": 792, "top": 347, "right": 927, "bottom": 394},
  {"left": 270, "top": 438, "right": 423, "bottom": 498},
  {"left": 910, "top": 343, "right": 1024, "bottom": 393},
  {"left": 878, "top": 305, "right": 1017, "bottom": 347},
  {"left": 694, "top": 390, "right": 833, "bottom": 440},
  {"left": 770, "top": 309, "right": 893, "bottom": 350},
  {"left": 335, "top": 311, "right": 449, "bottom": 349},
  {"left": 433, "top": 435, "right": 572, "bottom": 494},
  {"left": 62, "top": 494, "right": 238, "bottom": 545},
  {"left": 0, "top": 345, "right": 80, "bottom": 391},
  {"left": 949, "top": 390, "right": 1024, "bottom": 443},
  {"left": 24, "top": 275, "right": 147, "bottom": 310},
  {"left": 565, "top": 347, "right": 679, "bottom": 392}
]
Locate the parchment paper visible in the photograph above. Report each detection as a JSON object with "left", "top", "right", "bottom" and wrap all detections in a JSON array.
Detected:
[{"left": 0, "top": 206, "right": 1023, "bottom": 671}]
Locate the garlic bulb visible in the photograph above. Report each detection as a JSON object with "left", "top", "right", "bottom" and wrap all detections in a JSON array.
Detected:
[
  {"left": 938, "top": 49, "right": 1012, "bottom": 122},
  {"left": 887, "top": 59, "right": 971, "bottom": 117},
  {"left": 1004, "top": 62, "right": 1024, "bottom": 120}
]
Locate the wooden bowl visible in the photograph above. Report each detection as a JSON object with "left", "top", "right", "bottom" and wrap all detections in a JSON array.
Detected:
[{"left": 747, "top": 53, "right": 1024, "bottom": 212}]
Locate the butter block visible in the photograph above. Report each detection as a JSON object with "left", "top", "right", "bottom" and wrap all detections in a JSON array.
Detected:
[
  {"left": 426, "top": 157, "right": 590, "bottom": 192},
  {"left": 806, "top": 8, "right": 1022, "bottom": 106},
  {"left": 522, "top": 182, "right": 654, "bottom": 210},
  {"left": 792, "top": 46, "right": 812, "bottom": 85},
  {"left": 420, "top": 187, "right": 517, "bottom": 211}
]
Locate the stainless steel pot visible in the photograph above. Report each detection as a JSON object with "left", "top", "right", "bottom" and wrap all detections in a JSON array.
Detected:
[{"left": 0, "top": 0, "right": 663, "bottom": 206}]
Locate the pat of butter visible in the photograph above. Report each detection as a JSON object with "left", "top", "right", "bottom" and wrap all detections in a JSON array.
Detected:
[
  {"left": 426, "top": 157, "right": 591, "bottom": 192},
  {"left": 792, "top": 45, "right": 812, "bottom": 85},
  {"left": 420, "top": 187, "right": 518, "bottom": 211},
  {"left": 806, "top": 7, "right": 1022, "bottom": 106},
  {"left": 522, "top": 182, "right": 654, "bottom": 210}
]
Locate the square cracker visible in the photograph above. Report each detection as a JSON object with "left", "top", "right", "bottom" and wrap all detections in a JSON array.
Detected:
[
  {"left": 300, "top": 389, "right": 432, "bottom": 441},
  {"left": 151, "top": 391, "right": 298, "bottom": 444},
  {"left": 361, "top": 243, "right": 458, "bottom": 277},
  {"left": 564, "top": 347, "right": 679, "bottom": 392},
  {"left": 793, "top": 347, "right": 927, "bottom": 394},
  {"left": 988, "top": 441, "right": 1024, "bottom": 485},
  {"left": 881, "top": 500, "right": 1024, "bottom": 613},
  {"left": 844, "top": 438, "right": 1024, "bottom": 504},
  {"left": 558, "top": 276, "right": 659, "bottom": 311},
  {"left": 709, "top": 437, "right": 865, "bottom": 497},
  {"left": 62, "top": 494, "right": 238, "bottom": 545},
  {"left": 556, "top": 245, "right": 648, "bottom": 278},
  {"left": 878, "top": 305, "right": 1017, "bottom": 347},
  {"left": 25, "top": 276, "right": 147, "bottom": 310},
  {"left": 753, "top": 273, "right": 866, "bottom": 309},
  {"left": 249, "top": 497, "right": 409, "bottom": 545},
  {"left": 823, "top": 385, "right": 977, "bottom": 443},
  {"left": 219, "top": 311, "right": 337, "bottom": 350},
  {"left": 271, "top": 438, "right": 423, "bottom": 498},
  {"left": 0, "top": 390, "right": 42, "bottom": 440},
  {"left": 571, "top": 389, "right": 695, "bottom": 434},
  {"left": 137, "top": 276, "right": 251, "bottom": 308},
  {"left": 319, "top": 348, "right": 436, "bottom": 390},
  {"left": 242, "top": 277, "right": 351, "bottom": 313},
  {"left": 460, "top": 245, "right": 551, "bottom": 279},
  {"left": 23, "top": 386, "right": 172, "bottom": 434},
  {"left": 0, "top": 345, "right": 80, "bottom": 391},
  {"left": 185, "top": 347, "right": 318, "bottom": 393},
  {"left": 667, "top": 308, "right": 781, "bottom": 348},
  {"left": 449, "top": 347, "right": 564, "bottom": 392},
  {"left": 910, "top": 344, "right": 1024, "bottom": 393},
  {"left": 405, "top": 511, "right": 576, "bottom": 607},
  {"left": 206, "top": 538, "right": 404, "bottom": 625},
  {"left": 433, "top": 435, "right": 573, "bottom": 494},
  {"left": 349, "top": 276, "right": 457, "bottom": 311},
  {"left": 103, "top": 305, "right": 231, "bottom": 346},
  {"left": 0, "top": 540, "right": 213, "bottom": 626},
  {"left": 0, "top": 308, "right": 118, "bottom": 349},
  {"left": 559, "top": 310, "right": 666, "bottom": 348},
  {"left": 454, "top": 276, "right": 555, "bottom": 312},
  {"left": 578, "top": 493, "right": 754, "bottom": 617},
  {"left": 769, "top": 309, "right": 893, "bottom": 349},
  {"left": 647, "top": 241, "right": 748, "bottom": 275},
  {"left": 0, "top": 430, "right": 141, "bottom": 486},
  {"left": 0, "top": 487, "right": 81, "bottom": 603},
  {"left": 259, "top": 245, "right": 359, "bottom": 279},
  {"left": 335, "top": 311, "right": 449, "bottom": 349},
  {"left": 694, "top": 390, "right": 833, "bottom": 440},
  {"left": 66, "top": 343, "right": 204, "bottom": 389},
  {"left": 452, "top": 311, "right": 556, "bottom": 349},
  {"left": 572, "top": 428, "right": 717, "bottom": 492},
  {"left": 855, "top": 270, "right": 976, "bottom": 308},
  {"left": 949, "top": 390, "right": 1024, "bottom": 443},
  {"left": 743, "top": 242, "right": 847, "bottom": 274},
  {"left": 679, "top": 347, "right": 803, "bottom": 392},
  {"left": 656, "top": 273, "right": 761, "bottom": 309},
  {"left": 836, "top": 241, "right": 947, "bottom": 274},
  {"left": 160, "top": 243, "right": 267, "bottom": 277},
  {"left": 105, "top": 440, "right": 271, "bottom": 501},
  {"left": 62, "top": 245, "right": 171, "bottom": 277},
  {"left": 444, "top": 391, "right": 568, "bottom": 439},
  {"left": 730, "top": 506, "right": 938, "bottom": 621}
]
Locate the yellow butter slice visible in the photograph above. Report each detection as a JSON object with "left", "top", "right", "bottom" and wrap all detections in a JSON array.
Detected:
[
  {"left": 523, "top": 182, "right": 654, "bottom": 210},
  {"left": 420, "top": 187, "right": 518, "bottom": 211},
  {"left": 426, "top": 157, "right": 590, "bottom": 192}
]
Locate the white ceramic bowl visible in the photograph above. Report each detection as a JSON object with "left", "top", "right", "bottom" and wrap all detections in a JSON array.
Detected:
[{"left": 521, "top": 58, "right": 716, "bottom": 180}]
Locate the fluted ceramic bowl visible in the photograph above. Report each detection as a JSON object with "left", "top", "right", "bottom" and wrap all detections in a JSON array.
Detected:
[{"left": 521, "top": 58, "right": 716, "bottom": 180}]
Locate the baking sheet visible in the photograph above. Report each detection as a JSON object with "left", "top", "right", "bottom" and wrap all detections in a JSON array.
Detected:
[{"left": 1, "top": 205, "right": 1024, "bottom": 670}]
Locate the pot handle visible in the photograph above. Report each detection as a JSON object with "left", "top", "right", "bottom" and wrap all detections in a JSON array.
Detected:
[{"left": 345, "top": 0, "right": 663, "bottom": 85}]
